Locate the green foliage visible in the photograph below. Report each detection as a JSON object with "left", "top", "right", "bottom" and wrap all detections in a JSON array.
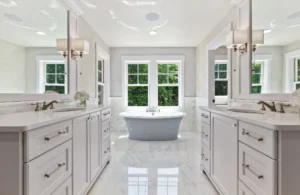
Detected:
[
  {"left": 98, "top": 61, "right": 102, "bottom": 71},
  {"left": 252, "top": 74, "right": 261, "bottom": 84},
  {"left": 169, "top": 74, "right": 178, "bottom": 84},
  {"left": 158, "top": 86, "right": 178, "bottom": 106},
  {"left": 46, "top": 74, "right": 55, "bottom": 84},
  {"left": 253, "top": 63, "right": 261, "bottom": 73},
  {"left": 139, "top": 75, "right": 148, "bottom": 84},
  {"left": 252, "top": 86, "right": 262, "bottom": 94},
  {"left": 57, "top": 64, "right": 65, "bottom": 73},
  {"left": 98, "top": 85, "right": 103, "bottom": 105},
  {"left": 139, "top": 64, "right": 148, "bottom": 73},
  {"left": 45, "top": 86, "right": 65, "bottom": 94},
  {"left": 128, "top": 87, "right": 148, "bottom": 106},
  {"left": 158, "top": 75, "right": 168, "bottom": 84},
  {"left": 128, "top": 75, "right": 138, "bottom": 84},
  {"left": 158, "top": 64, "right": 178, "bottom": 74},
  {"left": 297, "top": 84, "right": 300, "bottom": 90},
  {"left": 98, "top": 71, "right": 102, "bottom": 83},
  {"left": 215, "top": 81, "right": 227, "bottom": 96},
  {"left": 46, "top": 64, "right": 55, "bottom": 73},
  {"left": 128, "top": 64, "right": 138, "bottom": 74}
]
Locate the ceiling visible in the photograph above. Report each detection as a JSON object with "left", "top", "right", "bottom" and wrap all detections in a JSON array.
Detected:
[
  {"left": 0, "top": 0, "right": 67, "bottom": 47},
  {"left": 253, "top": 0, "right": 300, "bottom": 46},
  {"left": 75, "top": 0, "right": 234, "bottom": 47}
]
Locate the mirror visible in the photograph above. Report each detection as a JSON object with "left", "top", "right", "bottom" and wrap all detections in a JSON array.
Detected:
[
  {"left": 252, "top": 0, "right": 300, "bottom": 94},
  {"left": 214, "top": 46, "right": 229, "bottom": 104},
  {"left": 0, "top": 0, "right": 68, "bottom": 94}
]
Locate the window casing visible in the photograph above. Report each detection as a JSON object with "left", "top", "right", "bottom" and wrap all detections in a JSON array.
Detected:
[
  {"left": 124, "top": 56, "right": 184, "bottom": 109},
  {"left": 214, "top": 61, "right": 228, "bottom": 96},
  {"left": 97, "top": 58, "right": 105, "bottom": 106},
  {"left": 252, "top": 62, "right": 263, "bottom": 94},
  {"left": 44, "top": 63, "right": 67, "bottom": 94},
  {"left": 294, "top": 58, "right": 300, "bottom": 90}
]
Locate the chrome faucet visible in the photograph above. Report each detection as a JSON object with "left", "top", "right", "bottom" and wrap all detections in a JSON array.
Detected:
[
  {"left": 257, "top": 101, "right": 276, "bottom": 112},
  {"left": 42, "top": 100, "right": 59, "bottom": 110},
  {"left": 146, "top": 106, "right": 160, "bottom": 113}
]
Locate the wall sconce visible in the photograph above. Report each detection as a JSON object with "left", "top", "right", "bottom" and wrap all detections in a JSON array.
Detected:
[
  {"left": 56, "top": 38, "right": 90, "bottom": 59},
  {"left": 226, "top": 30, "right": 248, "bottom": 53},
  {"left": 226, "top": 30, "right": 264, "bottom": 54},
  {"left": 252, "top": 30, "right": 264, "bottom": 52}
]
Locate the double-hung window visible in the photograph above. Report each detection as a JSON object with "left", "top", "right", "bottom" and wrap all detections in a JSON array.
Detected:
[
  {"left": 158, "top": 64, "right": 179, "bottom": 106},
  {"left": 252, "top": 62, "right": 263, "bottom": 94},
  {"left": 125, "top": 57, "right": 183, "bottom": 109},
  {"left": 44, "top": 63, "right": 67, "bottom": 94},
  {"left": 294, "top": 58, "right": 300, "bottom": 90},
  {"left": 214, "top": 62, "right": 228, "bottom": 96},
  {"left": 97, "top": 58, "right": 105, "bottom": 105}
]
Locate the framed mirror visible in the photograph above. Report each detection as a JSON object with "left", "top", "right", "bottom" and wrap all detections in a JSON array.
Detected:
[
  {"left": 0, "top": 0, "right": 69, "bottom": 98},
  {"left": 251, "top": 0, "right": 300, "bottom": 96}
]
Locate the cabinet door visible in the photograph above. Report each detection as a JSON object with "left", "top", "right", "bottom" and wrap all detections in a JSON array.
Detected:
[
  {"left": 211, "top": 113, "right": 238, "bottom": 195},
  {"left": 73, "top": 115, "right": 90, "bottom": 195},
  {"left": 90, "top": 111, "right": 102, "bottom": 182}
]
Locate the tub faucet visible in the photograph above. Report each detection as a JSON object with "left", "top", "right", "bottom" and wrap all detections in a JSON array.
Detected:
[{"left": 147, "top": 106, "right": 160, "bottom": 112}]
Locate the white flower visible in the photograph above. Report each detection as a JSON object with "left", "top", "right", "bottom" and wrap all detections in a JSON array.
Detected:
[{"left": 74, "top": 91, "right": 90, "bottom": 102}]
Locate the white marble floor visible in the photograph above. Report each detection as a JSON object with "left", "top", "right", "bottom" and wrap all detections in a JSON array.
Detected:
[{"left": 88, "top": 132, "right": 219, "bottom": 195}]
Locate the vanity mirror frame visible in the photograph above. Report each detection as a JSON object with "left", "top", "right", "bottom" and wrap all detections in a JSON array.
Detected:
[
  {"left": 236, "top": 0, "right": 293, "bottom": 101},
  {"left": 0, "top": 0, "right": 83, "bottom": 103}
]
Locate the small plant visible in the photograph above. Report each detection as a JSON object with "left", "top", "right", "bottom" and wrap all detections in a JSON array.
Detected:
[{"left": 74, "top": 91, "right": 90, "bottom": 107}]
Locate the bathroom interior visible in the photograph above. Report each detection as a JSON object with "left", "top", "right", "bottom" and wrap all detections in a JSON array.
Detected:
[{"left": 0, "top": 0, "right": 300, "bottom": 194}]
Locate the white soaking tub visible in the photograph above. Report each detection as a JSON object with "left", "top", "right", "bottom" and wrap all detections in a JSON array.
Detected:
[{"left": 119, "top": 111, "right": 186, "bottom": 141}]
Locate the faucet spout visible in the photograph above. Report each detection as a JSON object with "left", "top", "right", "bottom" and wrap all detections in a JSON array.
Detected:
[
  {"left": 42, "top": 100, "right": 59, "bottom": 110},
  {"left": 257, "top": 101, "right": 276, "bottom": 112}
]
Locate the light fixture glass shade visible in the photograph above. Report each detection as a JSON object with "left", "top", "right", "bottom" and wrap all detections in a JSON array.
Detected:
[
  {"left": 226, "top": 30, "right": 247, "bottom": 48},
  {"left": 56, "top": 38, "right": 68, "bottom": 53},
  {"left": 73, "top": 38, "right": 89, "bottom": 54},
  {"left": 252, "top": 30, "right": 264, "bottom": 45}
]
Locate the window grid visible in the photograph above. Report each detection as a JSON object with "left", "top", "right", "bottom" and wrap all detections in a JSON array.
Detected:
[
  {"left": 44, "top": 63, "right": 66, "bottom": 94},
  {"left": 252, "top": 62, "right": 263, "bottom": 94},
  {"left": 294, "top": 58, "right": 300, "bottom": 90},
  {"left": 215, "top": 62, "right": 228, "bottom": 96},
  {"left": 97, "top": 59, "right": 105, "bottom": 106},
  {"left": 128, "top": 64, "right": 149, "bottom": 86}
]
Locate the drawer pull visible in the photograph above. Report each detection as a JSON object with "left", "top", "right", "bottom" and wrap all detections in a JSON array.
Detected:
[
  {"left": 45, "top": 131, "right": 66, "bottom": 141},
  {"left": 103, "top": 111, "right": 111, "bottom": 116},
  {"left": 104, "top": 128, "right": 109, "bottom": 133},
  {"left": 242, "top": 164, "right": 264, "bottom": 179},
  {"left": 201, "top": 132, "right": 209, "bottom": 137},
  {"left": 242, "top": 130, "right": 264, "bottom": 142},
  {"left": 44, "top": 163, "right": 66, "bottom": 178},
  {"left": 201, "top": 113, "right": 208, "bottom": 118}
]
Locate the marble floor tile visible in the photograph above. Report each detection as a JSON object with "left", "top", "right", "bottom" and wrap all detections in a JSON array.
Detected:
[{"left": 88, "top": 132, "right": 219, "bottom": 195}]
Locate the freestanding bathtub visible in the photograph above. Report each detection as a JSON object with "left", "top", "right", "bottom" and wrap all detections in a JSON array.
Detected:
[{"left": 119, "top": 111, "right": 186, "bottom": 141}]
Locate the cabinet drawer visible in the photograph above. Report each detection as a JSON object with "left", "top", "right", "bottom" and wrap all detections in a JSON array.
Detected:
[
  {"left": 239, "top": 122, "right": 277, "bottom": 159},
  {"left": 102, "top": 108, "right": 111, "bottom": 121},
  {"left": 102, "top": 120, "right": 110, "bottom": 140},
  {"left": 239, "top": 143, "right": 277, "bottom": 195},
  {"left": 52, "top": 177, "right": 72, "bottom": 195},
  {"left": 201, "top": 110, "right": 210, "bottom": 125},
  {"left": 201, "top": 122, "right": 211, "bottom": 150},
  {"left": 102, "top": 137, "right": 111, "bottom": 166},
  {"left": 201, "top": 146, "right": 211, "bottom": 175},
  {"left": 239, "top": 180, "right": 255, "bottom": 195},
  {"left": 24, "top": 120, "right": 72, "bottom": 162},
  {"left": 24, "top": 140, "right": 72, "bottom": 195}
]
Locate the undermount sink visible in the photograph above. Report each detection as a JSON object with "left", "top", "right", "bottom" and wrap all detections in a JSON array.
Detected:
[
  {"left": 53, "top": 107, "right": 85, "bottom": 112},
  {"left": 227, "top": 108, "right": 263, "bottom": 114}
]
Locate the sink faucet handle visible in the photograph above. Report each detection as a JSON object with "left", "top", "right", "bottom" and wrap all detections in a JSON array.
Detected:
[
  {"left": 31, "top": 102, "right": 41, "bottom": 112},
  {"left": 278, "top": 103, "right": 285, "bottom": 113},
  {"left": 259, "top": 103, "right": 266, "bottom": 111}
]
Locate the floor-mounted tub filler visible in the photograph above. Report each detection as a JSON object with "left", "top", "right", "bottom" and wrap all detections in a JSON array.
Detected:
[{"left": 119, "top": 111, "right": 186, "bottom": 141}]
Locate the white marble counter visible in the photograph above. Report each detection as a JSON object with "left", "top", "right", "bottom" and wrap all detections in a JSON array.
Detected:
[
  {"left": 0, "top": 106, "right": 109, "bottom": 132},
  {"left": 200, "top": 106, "right": 300, "bottom": 131}
]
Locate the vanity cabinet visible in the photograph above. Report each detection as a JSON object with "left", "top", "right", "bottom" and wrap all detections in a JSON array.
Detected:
[
  {"left": 211, "top": 113, "right": 238, "bottom": 195},
  {"left": 201, "top": 108, "right": 300, "bottom": 195},
  {"left": 0, "top": 107, "right": 111, "bottom": 195}
]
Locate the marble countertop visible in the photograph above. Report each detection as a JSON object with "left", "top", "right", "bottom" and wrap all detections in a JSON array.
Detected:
[
  {"left": 0, "top": 106, "right": 109, "bottom": 132},
  {"left": 200, "top": 106, "right": 300, "bottom": 131}
]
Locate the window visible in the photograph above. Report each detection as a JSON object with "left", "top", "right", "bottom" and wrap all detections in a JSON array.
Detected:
[
  {"left": 157, "top": 168, "right": 179, "bottom": 195},
  {"left": 214, "top": 62, "right": 228, "bottom": 96},
  {"left": 295, "top": 58, "right": 300, "bottom": 90},
  {"left": 128, "top": 167, "right": 148, "bottom": 195},
  {"left": 127, "top": 64, "right": 149, "bottom": 107},
  {"left": 252, "top": 62, "right": 263, "bottom": 94},
  {"left": 158, "top": 64, "right": 179, "bottom": 106},
  {"left": 44, "top": 63, "right": 67, "bottom": 94},
  {"left": 124, "top": 56, "right": 184, "bottom": 109},
  {"left": 97, "top": 58, "right": 105, "bottom": 105}
]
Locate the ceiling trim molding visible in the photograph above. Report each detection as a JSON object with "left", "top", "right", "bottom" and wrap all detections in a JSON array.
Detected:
[{"left": 59, "top": 0, "right": 84, "bottom": 16}]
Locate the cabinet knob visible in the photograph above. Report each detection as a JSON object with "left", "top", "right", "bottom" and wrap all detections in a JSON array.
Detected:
[{"left": 232, "top": 124, "right": 237, "bottom": 128}]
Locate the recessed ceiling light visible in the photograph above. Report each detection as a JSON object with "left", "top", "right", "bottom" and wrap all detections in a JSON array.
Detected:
[
  {"left": 145, "top": 13, "right": 160, "bottom": 22},
  {"left": 149, "top": 30, "right": 157, "bottom": 35},
  {"left": 264, "top": 29, "right": 272, "bottom": 34},
  {"left": 4, "top": 13, "right": 22, "bottom": 22},
  {"left": 36, "top": 31, "right": 46, "bottom": 36}
]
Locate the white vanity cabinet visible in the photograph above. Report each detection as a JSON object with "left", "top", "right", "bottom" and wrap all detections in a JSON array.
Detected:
[
  {"left": 0, "top": 107, "right": 111, "bottom": 195},
  {"left": 201, "top": 108, "right": 300, "bottom": 195},
  {"left": 211, "top": 113, "right": 238, "bottom": 195}
]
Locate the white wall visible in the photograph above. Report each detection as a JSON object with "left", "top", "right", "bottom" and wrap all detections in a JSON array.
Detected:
[
  {"left": 110, "top": 47, "right": 196, "bottom": 97},
  {"left": 78, "top": 17, "right": 110, "bottom": 100},
  {"left": 0, "top": 39, "right": 26, "bottom": 93}
]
